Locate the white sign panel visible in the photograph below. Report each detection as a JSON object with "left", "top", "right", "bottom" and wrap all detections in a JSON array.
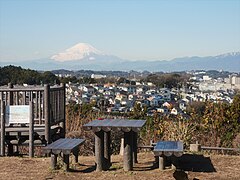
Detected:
[{"left": 5, "top": 105, "right": 30, "bottom": 124}]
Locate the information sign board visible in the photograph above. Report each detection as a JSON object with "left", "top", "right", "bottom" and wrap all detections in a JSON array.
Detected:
[{"left": 5, "top": 105, "right": 30, "bottom": 124}]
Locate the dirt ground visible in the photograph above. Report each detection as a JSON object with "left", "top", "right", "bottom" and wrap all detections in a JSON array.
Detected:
[{"left": 0, "top": 152, "right": 239, "bottom": 180}]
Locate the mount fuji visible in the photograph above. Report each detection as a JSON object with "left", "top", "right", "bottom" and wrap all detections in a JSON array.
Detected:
[
  {"left": 1, "top": 43, "right": 240, "bottom": 72},
  {"left": 51, "top": 43, "right": 105, "bottom": 62},
  {"left": 48, "top": 43, "right": 125, "bottom": 70}
]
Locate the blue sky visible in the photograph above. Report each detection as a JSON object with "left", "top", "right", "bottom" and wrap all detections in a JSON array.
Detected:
[{"left": 0, "top": 0, "right": 240, "bottom": 62}]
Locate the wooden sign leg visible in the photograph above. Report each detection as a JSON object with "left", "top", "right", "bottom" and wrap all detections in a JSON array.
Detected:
[
  {"left": 0, "top": 101, "right": 5, "bottom": 156},
  {"left": 29, "top": 101, "right": 34, "bottom": 158}
]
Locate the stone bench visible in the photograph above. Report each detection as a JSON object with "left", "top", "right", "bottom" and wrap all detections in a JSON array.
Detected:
[{"left": 43, "top": 138, "right": 85, "bottom": 171}]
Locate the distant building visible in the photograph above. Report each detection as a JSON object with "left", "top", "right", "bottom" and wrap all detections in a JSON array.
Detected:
[
  {"left": 159, "top": 88, "right": 171, "bottom": 101},
  {"left": 170, "top": 108, "right": 178, "bottom": 115},
  {"left": 224, "top": 75, "right": 240, "bottom": 89},
  {"left": 82, "top": 85, "right": 95, "bottom": 94},
  {"left": 203, "top": 75, "right": 211, "bottom": 81},
  {"left": 55, "top": 74, "right": 72, "bottom": 78},
  {"left": 91, "top": 74, "right": 106, "bottom": 79}
]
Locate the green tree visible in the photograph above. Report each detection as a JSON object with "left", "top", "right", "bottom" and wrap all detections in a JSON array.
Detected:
[
  {"left": 60, "top": 76, "right": 78, "bottom": 84},
  {"left": 79, "top": 77, "right": 96, "bottom": 84},
  {"left": 41, "top": 71, "right": 60, "bottom": 84},
  {"left": 130, "top": 103, "right": 147, "bottom": 119}
]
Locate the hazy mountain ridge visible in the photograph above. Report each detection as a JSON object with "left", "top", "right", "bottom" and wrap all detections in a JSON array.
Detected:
[{"left": 1, "top": 43, "right": 239, "bottom": 72}]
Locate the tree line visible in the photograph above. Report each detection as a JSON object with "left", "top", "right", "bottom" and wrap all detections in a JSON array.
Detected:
[
  {"left": 0, "top": 65, "right": 189, "bottom": 88},
  {"left": 0, "top": 65, "right": 59, "bottom": 86}
]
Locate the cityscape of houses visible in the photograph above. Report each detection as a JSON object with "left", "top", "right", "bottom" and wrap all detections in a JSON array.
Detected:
[{"left": 63, "top": 71, "right": 240, "bottom": 117}]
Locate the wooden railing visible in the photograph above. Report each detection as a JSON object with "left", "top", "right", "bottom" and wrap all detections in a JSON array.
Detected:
[
  {"left": 49, "top": 85, "right": 65, "bottom": 126},
  {"left": 0, "top": 84, "right": 45, "bottom": 124},
  {"left": 0, "top": 83, "right": 65, "bottom": 126}
]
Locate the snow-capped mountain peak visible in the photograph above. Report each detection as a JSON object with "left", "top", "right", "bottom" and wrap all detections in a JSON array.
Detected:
[
  {"left": 51, "top": 43, "right": 104, "bottom": 62},
  {"left": 215, "top": 52, "right": 240, "bottom": 58}
]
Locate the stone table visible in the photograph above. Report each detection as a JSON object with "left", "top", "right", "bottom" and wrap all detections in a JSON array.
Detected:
[{"left": 83, "top": 119, "right": 146, "bottom": 171}]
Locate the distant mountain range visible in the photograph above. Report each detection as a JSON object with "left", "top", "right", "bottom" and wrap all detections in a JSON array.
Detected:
[{"left": 1, "top": 43, "right": 239, "bottom": 72}]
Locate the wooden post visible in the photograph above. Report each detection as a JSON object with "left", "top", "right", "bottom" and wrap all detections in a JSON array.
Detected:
[
  {"left": 104, "top": 131, "right": 111, "bottom": 169},
  {"left": 95, "top": 130, "right": 104, "bottom": 171},
  {"left": 7, "top": 83, "right": 14, "bottom": 155},
  {"left": 132, "top": 132, "right": 138, "bottom": 164},
  {"left": 0, "top": 92, "right": 2, "bottom": 102},
  {"left": 8, "top": 83, "right": 13, "bottom": 105},
  {"left": 7, "top": 142, "right": 14, "bottom": 156},
  {"left": 119, "top": 138, "right": 124, "bottom": 156},
  {"left": 60, "top": 83, "right": 66, "bottom": 137},
  {"left": 124, "top": 130, "right": 133, "bottom": 171},
  {"left": 63, "top": 154, "right": 70, "bottom": 171},
  {"left": 159, "top": 155, "right": 165, "bottom": 170},
  {"left": 0, "top": 101, "right": 5, "bottom": 156},
  {"left": 38, "top": 91, "right": 42, "bottom": 124},
  {"left": 16, "top": 132, "right": 21, "bottom": 154},
  {"left": 29, "top": 101, "right": 34, "bottom": 158},
  {"left": 44, "top": 84, "right": 51, "bottom": 144},
  {"left": 51, "top": 154, "right": 58, "bottom": 170},
  {"left": 190, "top": 143, "right": 201, "bottom": 152},
  {"left": 35, "top": 91, "right": 38, "bottom": 120},
  {"left": 16, "top": 92, "right": 19, "bottom": 105},
  {"left": 23, "top": 91, "right": 26, "bottom": 105}
]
